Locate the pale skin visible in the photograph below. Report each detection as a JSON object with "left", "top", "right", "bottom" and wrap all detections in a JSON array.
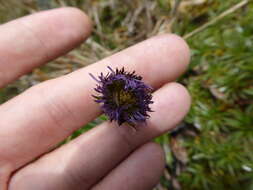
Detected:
[{"left": 0, "top": 7, "right": 191, "bottom": 190}]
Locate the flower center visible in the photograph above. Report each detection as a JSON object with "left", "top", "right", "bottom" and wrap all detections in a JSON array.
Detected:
[
  {"left": 113, "top": 90, "right": 136, "bottom": 106},
  {"left": 107, "top": 79, "right": 137, "bottom": 107}
]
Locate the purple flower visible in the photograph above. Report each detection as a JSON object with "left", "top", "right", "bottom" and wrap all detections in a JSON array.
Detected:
[{"left": 90, "top": 66, "right": 153, "bottom": 126}]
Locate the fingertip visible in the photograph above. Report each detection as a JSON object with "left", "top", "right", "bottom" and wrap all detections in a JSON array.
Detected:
[
  {"left": 136, "top": 34, "right": 191, "bottom": 88},
  {"left": 166, "top": 82, "right": 191, "bottom": 117},
  {"left": 134, "top": 142, "right": 165, "bottom": 189},
  {"left": 142, "top": 142, "right": 166, "bottom": 174},
  {"left": 154, "top": 33, "right": 191, "bottom": 71},
  {"left": 23, "top": 7, "right": 93, "bottom": 54},
  {"left": 45, "top": 7, "right": 92, "bottom": 43},
  {"left": 169, "top": 82, "right": 191, "bottom": 110},
  {"left": 152, "top": 82, "right": 191, "bottom": 131}
]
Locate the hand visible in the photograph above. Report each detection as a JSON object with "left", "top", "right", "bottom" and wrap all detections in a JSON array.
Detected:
[{"left": 0, "top": 8, "right": 190, "bottom": 190}]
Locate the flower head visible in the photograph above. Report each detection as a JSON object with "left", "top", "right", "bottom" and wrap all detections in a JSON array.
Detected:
[{"left": 90, "top": 66, "right": 153, "bottom": 126}]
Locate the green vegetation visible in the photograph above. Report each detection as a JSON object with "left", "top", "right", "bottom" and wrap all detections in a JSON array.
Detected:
[{"left": 0, "top": 0, "right": 252, "bottom": 189}]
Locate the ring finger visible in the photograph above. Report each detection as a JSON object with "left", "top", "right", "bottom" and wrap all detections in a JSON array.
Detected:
[{"left": 9, "top": 82, "right": 191, "bottom": 189}]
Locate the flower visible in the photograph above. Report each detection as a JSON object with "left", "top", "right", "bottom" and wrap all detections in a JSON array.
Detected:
[{"left": 90, "top": 66, "right": 153, "bottom": 126}]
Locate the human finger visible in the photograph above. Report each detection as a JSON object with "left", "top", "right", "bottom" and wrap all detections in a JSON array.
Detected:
[
  {"left": 0, "top": 34, "right": 190, "bottom": 174},
  {"left": 93, "top": 142, "right": 165, "bottom": 190},
  {"left": 0, "top": 7, "right": 92, "bottom": 88},
  {"left": 9, "top": 82, "right": 190, "bottom": 190}
]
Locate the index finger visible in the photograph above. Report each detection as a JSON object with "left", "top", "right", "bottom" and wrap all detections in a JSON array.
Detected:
[{"left": 0, "top": 7, "right": 92, "bottom": 88}]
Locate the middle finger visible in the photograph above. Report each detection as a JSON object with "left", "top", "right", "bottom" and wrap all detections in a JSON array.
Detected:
[{"left": 0, "top": 34, "right": 190, "bottom": 172}]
